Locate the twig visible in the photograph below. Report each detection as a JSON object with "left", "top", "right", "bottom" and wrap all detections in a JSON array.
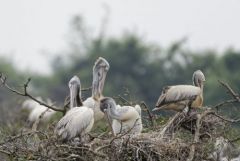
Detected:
[
  {"left": 212, "top": 99, "right": 237, "bottom": 109},
  {"left": 229, "top": 136, "right": 240, "bottom": 143},
  {"left": 32, "top": 108, "right": 50, "bottom": 131},
  {"left": 0, "top": 149, "right": 11, "bottom": 156},
  {"left": 187, "top": 114, "right": 201, "bottom": 161},
  {"left": 110, "top": 118, "right": 139, "bottom": 144},
  {"left": 210, "top": 112, "right": 240, "bottom": 123},
  {"left": 218, "top": 80, "right": 240, "bottom": 101},
  {"left": 117, "top": 95, "right": 131, "bottom": 105},
  {"left": 140, "top": 101, "right": 155, "bottom": 128},
  {"left": 0, "top": 73, "right": 64, "bottom": 112},
  {"left": 159, "top": 111, "right": 187, "bottom": 138},
  {"left": 0, "top": 131, "right": 46, "bottom": 146},
  {"left": 58, "top": 144, "right": 107, "bottom": 158}
]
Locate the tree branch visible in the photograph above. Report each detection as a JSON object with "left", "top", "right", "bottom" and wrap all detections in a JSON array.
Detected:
[
  {"left": 0, "top": 73, "right": 64, "bottom": 112},
  {"left": 218, "top": 80, "right": 240, "bottom": 101}
]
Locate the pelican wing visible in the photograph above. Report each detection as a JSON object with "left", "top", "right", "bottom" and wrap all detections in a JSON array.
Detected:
[
  {"left": 116, "top": 106, "right": 141, "bottom": 121},
  {"left": 55, "top": 106, "right": 94, "bottom": 141},
  {"left": 113, "top": 105, "right": 142, "bottom": 135},
  {"left": 156, "top": 85, "right": 201, "bottom": 107},
  {"left": 134, "top": 105, "right": 141, "bottom": 116}
]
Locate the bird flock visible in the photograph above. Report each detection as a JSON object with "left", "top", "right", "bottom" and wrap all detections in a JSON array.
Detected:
[{"left": 22, "top": 57, "right": 206, "bottom": 142}]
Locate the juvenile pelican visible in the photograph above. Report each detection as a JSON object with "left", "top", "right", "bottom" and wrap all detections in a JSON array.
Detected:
[
  {"left": 83, "top": 57, "right": 110, "bottom": 121},
  {"left": 22, "top": 97, "right": 43, "bottom": 111},
  {"left": 22, "top": 97, "right": 56, "bottom": 125},
  {"left": 55, "top": 76, "right": 94, "bottom": 141},
  {"left": 153, "top": 70, "right": 205, "bottom": 112},
  {"left": 100, "top": 97, "right": 142, "bottom": 136}
]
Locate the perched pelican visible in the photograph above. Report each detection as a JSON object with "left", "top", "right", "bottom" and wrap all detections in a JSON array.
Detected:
[
  {"left": 83, "top": 57, "right": 110, "bottom": 121},
  {"left": 153, "top": 70, "right": 205, "bottom": 112},
  {"left": 21, "top": 97, "right": 43, "bottom": 111},
  {"left": 100, "top": 97, "right": 142, "bottom": 136},
  {"left": 55, "top": 76, "right": 94, "bottom": 141},
  {"left": 28, "top": 105, "right": 56, "bottom": 124},
  {"left": 22, "top": 97, "right": 56, "bottom": 125}
]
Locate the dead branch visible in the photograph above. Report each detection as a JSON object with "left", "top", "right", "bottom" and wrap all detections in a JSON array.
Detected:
[
  {"left": 140, "top": 101, "right": 156, "bottom": 128},
  {"left": 0, "top": 73, "right": 64, "bottom": 112},
  {"left": 187, "top": 109, "right": 212, "bottom": 161},
  {"left": 117, "top": 94, "right": 131, "bottom": 105},
  {"left": 218, "top": 80, "right": 240, "bottom": 101},
  {"left": 58, "top": 144, "right": 107, "bottom": 158},
  {"left": 159, "top": 111, "right": 188, "bottom": 138},
  {"left": 32, "top": 108, "right": 50, "bottom": 131},
  {"left": 0, "top": 130, "right": 47, "bottom": 146},
  {"left": 210, "top": 112, "right": 240, "bottom": 123},
  {"left": 110, "top": 118, "right": 140, "bottom": 144},
  {"left": 212, "top": 99, "right": 237, "bottom": 109}
]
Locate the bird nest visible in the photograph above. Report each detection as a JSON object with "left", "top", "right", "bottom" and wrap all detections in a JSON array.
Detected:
[{"left": 0, "top": 109, "right": 228, "bottom": 161}]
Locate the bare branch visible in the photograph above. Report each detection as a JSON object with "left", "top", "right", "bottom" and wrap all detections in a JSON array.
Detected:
[
  {"left": 0, "top": 73, "right": 64, "bottom": 112},
  {"left": 140, "top": 101, "right": 156, "bottom": 128},
  {"left": 210, "top": 112, "right": 240, "bottom": 123},
  {"left": 218, "top": 80, "right": 240, "bottom": 101},
  {"left": 0, "top": 131, "right": 46, "bottom": 146}
]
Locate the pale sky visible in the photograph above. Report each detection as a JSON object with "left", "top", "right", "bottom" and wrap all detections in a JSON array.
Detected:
[{"left": 0, "top": 0, "right": 240, "bottom": 74}]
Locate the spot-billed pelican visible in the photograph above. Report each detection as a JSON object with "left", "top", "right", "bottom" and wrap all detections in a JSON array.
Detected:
[
  {"left": 153, "top": 70, "right": 205, "bottom": 112},
  {"left": 100, "top": 97, "right": 142, "bottom": 136},
  {"left": 21, "top": 97, "right": 43, "bottom": 111},
  {"left": 55, "top": 76, "right": 94, "bottom": 141},
  {"left": 22, "top": 97, "right": 56, "bottom": 124},
  {"left": 83, "top": 57, "right": 110, "bottom": 121}
]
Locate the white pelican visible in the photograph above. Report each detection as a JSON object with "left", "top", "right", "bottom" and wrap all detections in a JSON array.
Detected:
[
  {"left": 83, "top": 57, "right": 110, "bottom": 121},
  {"left": 55, "top": 76, "right": 94, "bottom": 141},
  {"left": 21, "top": 97, "right": 43, "bottom": 111},
  {"left": 153, "top": 70, "right": 206, "bottom": 112},
  {"left": 22, "top": 97, "right": 56, "bottom": 125},
  {"left": 100, "top": 97, "right": 142, "bottom": 136},
  {"left": 28, "top": 105, "right": 56, "bottom": 124}
]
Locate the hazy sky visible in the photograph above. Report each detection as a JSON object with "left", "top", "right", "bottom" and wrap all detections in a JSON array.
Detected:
[{"left": 0, "top": 0, "right": 240, "bottom": 74}]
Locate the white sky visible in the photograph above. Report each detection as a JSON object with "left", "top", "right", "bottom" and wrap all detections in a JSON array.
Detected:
[{"left": 0, "top": 0, "right": 240, "bottom": 74}]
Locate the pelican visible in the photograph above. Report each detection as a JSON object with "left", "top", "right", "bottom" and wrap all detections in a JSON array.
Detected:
[
  {"left": 21, "top": 97, "right": 43, "bottom": 111},
  {"left": 100, "top": 97, "right": 142, "bottom": 136},
  {"left": 83, "top": 57, "right": 110, "bottom": 121},
  {"left": 28, "top": 104, "right": 56, "bottom": 124},
  {"left": 55, "top": 76, "right": 94, "bottom": 141},
  {"left": 22, "top": 97, "right": 56, "bottom": 125},
  {"left": 153, "top": 70, "right": 205, "bottom": 112}
]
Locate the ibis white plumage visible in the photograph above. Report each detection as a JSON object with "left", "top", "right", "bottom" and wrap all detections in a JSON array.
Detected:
[
  {"left": 55, "top": 76, "right": 94, "bottom": 141},
  {"left": 100, "top": 97, "right": 142, "bottom": 136},
  {"left": 83, "top": 57, "right": 110, "bottom": 121},
  {"left": 153, "top": 70, "right": 206, "bottom": 112}
]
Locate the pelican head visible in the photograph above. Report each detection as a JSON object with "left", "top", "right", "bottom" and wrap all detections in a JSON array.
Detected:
[
  {"left": 99, "top": 97, "right": 115, "bottom": 113},
  {"left": 192, "top": 70, "right": 205, "bottom": 88},
  {"left": 69, "top": 75, "right": 82, "bottom": 108},
  {"left": 99, "top": 97, "right": 118, "bottom": 136},
  {"left": 92, "top": 57, "right": 110, "bottom": 99}
]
